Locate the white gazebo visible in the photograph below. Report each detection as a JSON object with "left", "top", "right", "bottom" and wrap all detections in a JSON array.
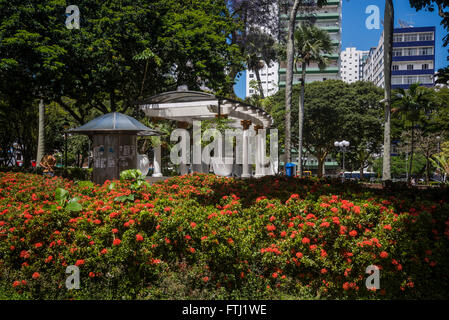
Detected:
[{"left": 136, "top": 90, "right": 277, "bottom": 178}]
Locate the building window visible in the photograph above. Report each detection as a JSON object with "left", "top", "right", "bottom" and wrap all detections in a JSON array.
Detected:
[
  {"left": 407, "top": 48, "right": 417, "bottom": 56},
  {"left": 407, "top": 65, "right": 414, "bottom": 70},
  {"left": 249, "top": 89, "right": 254, "bottom": 93},
  {"left": 404, "top": 34, "right": 418, "bottom": 42},
  {"left": 249, "top": 74, "right": 254, "bottom": 78},
  {"left": 393, "top": 49, "right": 402, "bottom": 57},
  {"left": 419, "top": 33, "right": 433, "bottom": 41},
  {"left": 394, "top": 34, "right": 403, "bottom": 42},
  {"left": 392, "top": 65, "right": 399, "bottom": 71},
  {"left": 392, "top": 76, "right": 402, "bottom": 85},
  {"left": 422, "top": 64, "right": 429, "bottom": 70},
  {"left": 419, "top": 47, "right": 433, "bottom": 55}
]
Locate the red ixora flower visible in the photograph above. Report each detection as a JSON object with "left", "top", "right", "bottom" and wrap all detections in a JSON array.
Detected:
[
  {"left": 190, "top": 222, "right": 197, "bottom": 228},
  {"left": 380, "top": 251, "right": 389, "bottom": 259},
  {"left": 349, "top": 230, "right": 358, "bottom": 237},
  {"left": 302, "top": 237, "right": 310, "bottom": 244},
  {"left": 136, "top": 234, "right": 144, "bottom": 242},
  {"left": 32, "top": 272, "right": 40, "bottom": 279},
  {"left": 75, "top": 259, "right": 85, "bottom": 266},
  {"left": 113, "top": 238, "right": 121, "bottom": 246}
]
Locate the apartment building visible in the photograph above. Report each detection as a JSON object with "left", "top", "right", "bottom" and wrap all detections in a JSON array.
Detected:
[
  {"left": 246, "top": 63, "right": 279, "bottom": 97},
  {"left": 363, "top": 26, "right": 435, "bottom": 89},
  {"left": 278, "top": 0, "right": 342, "bottom": 89},
  {"left": 340, "top": 47, "right": 369, "bottom": 83}
]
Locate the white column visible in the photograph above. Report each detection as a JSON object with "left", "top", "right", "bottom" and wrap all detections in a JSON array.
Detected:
[
  {"left": 254, "top": 126, "right": 264, "bottom": 178},
  {"left": 152, "top": 143, "right": 163, "bottom": 177},
  {"left": 241, "top": 126, "right": 251, "bottom": 178}
]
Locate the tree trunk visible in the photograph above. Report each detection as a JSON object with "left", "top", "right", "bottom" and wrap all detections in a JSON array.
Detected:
[
  {"left": 255, "top": 68, "right": 265, "bottom": 99},
  {"left": 382, "top": 0, "right": 394, "bottom": 182},
  {"left": 360, "top": 150, "right": 365, "bottom": 181},
  {"left": 425, "top": 149, "right": 430, "bottom": 184},
  {"left": 284, "top": 0, "right": 301, "bottom": 164},
  {"left": 298, "top": 62, "right": 306, "bottom": 177},
  {"left": 316, "top": 151, "right": 327, "bottom": 178},
  {"left": 408, "top": 124, "right": 415, "bottom": 183},
  {"left": 36, "top": 99, "right": 45, "bottom": 167},
  {"left": 140, "top": 59, "right": 149, "bottom": 98}
]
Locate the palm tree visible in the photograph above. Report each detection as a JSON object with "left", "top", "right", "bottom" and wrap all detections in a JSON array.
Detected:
[
  {"left": 382, "top": 0, "right": 394, "bottom": 182},
  {"left": 294, "top": 23, "right": 333, "bottom": 177},
  {"left": 393, "top": 83, "right": 433, "bottom": 183},
  {"left": 245, "top": 29, "right": 277, "bottom": 99}
]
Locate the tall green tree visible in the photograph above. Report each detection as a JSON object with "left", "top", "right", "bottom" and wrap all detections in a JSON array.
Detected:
[
  {"left": 266, "top": 80, "right": 383, "bottom": 177},
  {"left": 244, "top": 28, "right": 277, "bottom": 99},
  {"left": 293, "top": 23, "right": 333, "bottom": 176},
  {"left": 0, "top": 0, "right": 242, "bottom": 125},
  {"left": 344, "top": 82, "right": 384, "bottom": 179},
  {"left": 393, "top": 83, "right": 434, "bottom": 182},
  {"left": 282, "top": 0, "right": 329, "bottom": 163}
]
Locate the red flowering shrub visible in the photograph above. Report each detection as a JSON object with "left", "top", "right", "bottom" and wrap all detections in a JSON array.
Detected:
[{"left": 0, "top": 172, "right": 448, "bottom": 299}]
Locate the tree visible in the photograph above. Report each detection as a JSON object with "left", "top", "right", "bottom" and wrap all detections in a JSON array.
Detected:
[
  {"left": 382, "top": 0, "right": 395, "bottom": 182},
  {"left": 343, "top": 82, "right": 384, "bottom": 179},
  {"left": 436, "top": 66, "right": 449, "bottom": 84},
  {"left": 409, "top": 0, "right": 449, "bottom": 55},
  {"left": 244, "top": 28, "right": 277, "bottom": 99},
  {"left": 294, "top": 22, "right": 333, "bottom": 176},
  {"left": 0, "top": 0, "right": 242, "bottom": 126},
  {"left": 431, "top": 141, "right": 449, "bottom": 182},
  {"left": 282, "top": 0, "right": 331, "bottom": 163},
  {"left": 392, "top": 83, "right": 434, "bottom": 183},
  {"left": 226, "top": 0, "right": 279, "bottom": 97},
  {"left": 266, "top": 80, "right": 383, "bottom": 177}
]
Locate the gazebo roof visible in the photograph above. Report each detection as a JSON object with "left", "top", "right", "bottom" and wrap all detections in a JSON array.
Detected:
[
  {"left": 136, "top": 90, "right": 274, "bottom": 128},
  {"left": 67, "top": 112, "right": 161, "bottom": 136}
]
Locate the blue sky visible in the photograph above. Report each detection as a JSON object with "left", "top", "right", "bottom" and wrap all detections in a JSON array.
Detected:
[{"left": 234, "top": 0, "right": 448, "bottom": 99}]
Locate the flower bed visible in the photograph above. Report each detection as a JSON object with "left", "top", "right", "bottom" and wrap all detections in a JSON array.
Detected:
[{"left": 0, "top": 172, "right": 448, "bottom": 299}]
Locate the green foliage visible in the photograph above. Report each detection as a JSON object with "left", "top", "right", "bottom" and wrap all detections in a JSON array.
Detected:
[
  {"left": 294, "top": 22, "right": 334, "bottom": 70},
  {"left": 54, "top": 187, "right": 82, "bottom": 212},
  {"left": 266, "top": 80, "right": 384, "bottom": 174},
  {"left": 373, "top": 154, "right": 427, "bottom": 178},
  {"left": 119, "top": 169, "right": 150, "bottom": 191},
  {"left": 431, "top": 141, "right": 449, "bottom": 181}
]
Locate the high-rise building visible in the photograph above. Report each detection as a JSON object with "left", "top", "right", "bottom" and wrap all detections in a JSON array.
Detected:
[
  {"left": 340, "top": 47, "right": 369, "bottom": 83},
  {"left": 246, "top": 63, "right": 279, "bottom": 97},
  {"left": 362, "top": 26, "right": 435, "bottom": 89},
  {"left": 278, "top": 0, "right": 342, "bottom": 89}
]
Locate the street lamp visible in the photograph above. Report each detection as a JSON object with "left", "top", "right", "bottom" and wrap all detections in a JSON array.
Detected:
[
  {"left": 63, "top": 122, "right": 70, "bottom": 168},
  {"left": 334, "top": 140, "right": 350, "bottom": 181}
]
